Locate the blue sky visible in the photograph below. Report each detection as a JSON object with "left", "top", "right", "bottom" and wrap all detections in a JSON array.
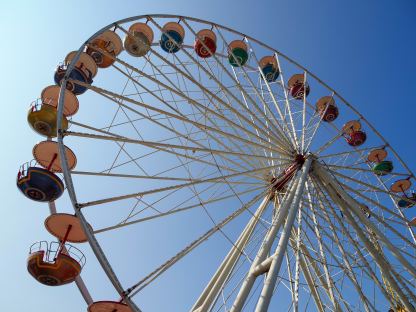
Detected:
[{"left": 1, "top": 1, "right": 415, "bottom": 311}]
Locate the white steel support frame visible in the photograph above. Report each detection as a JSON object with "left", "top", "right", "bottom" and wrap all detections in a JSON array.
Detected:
[
  {"left": 191, "top": 194, "right": 272, "bottom": 312},
  {"left": 311, "top": 177, "right": 398, "bottom": 310},
  {"left": 315, "top": 164, "right": 416, "bottom": 280},
  {"left": 225, "top": 157, "right": 312, "bottom": 312},
  {"left": 292, "top": 197, "right": 303, "bottom": 312},
  {"left": 304, "top": 183, "right": 339, "bottom": 311},
  {"left": 229, "top": 174, "right": 300, "bottom": 311},
  {"left": 313, "top": 163, "right": 416, "bottom": 312},
  {"left": 290, "top": 242, "right": 325, "bottom": 312},
  {"left": 254, "top": 157, "right": 312, "bottom": 312},
  {"left": 310, "top": 183, "right": 372, "bottom": 312}
]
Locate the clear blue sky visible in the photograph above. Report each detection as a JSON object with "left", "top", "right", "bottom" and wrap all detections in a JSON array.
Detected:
[{"left": 1, "top": 1, "right": 415, "bottom": 311}]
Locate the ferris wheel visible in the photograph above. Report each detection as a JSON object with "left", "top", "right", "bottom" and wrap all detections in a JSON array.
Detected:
[{"left": 17, "top": 14, "right": 416, "bottom": 312}]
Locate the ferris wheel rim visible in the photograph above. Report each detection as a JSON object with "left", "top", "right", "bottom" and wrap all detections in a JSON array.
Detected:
[
  {"left": 51, "top": 14, "right": 416, "bottom": 312},
  {"left": 61, "top": 13, "right": 415, "bottom": 180}
]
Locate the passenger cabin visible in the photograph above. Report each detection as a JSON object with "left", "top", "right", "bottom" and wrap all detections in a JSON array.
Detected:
[
  {"left": 259, "top": 56, "right": 279, "bottom": 82},
  {"left": 124, "top": 23, "right": 154, "bottom": 57},
  {"left": 228, "top": 40, "right": 248, "bottom": 67},
  {"left": 54, "top": 51, "right": 97, "bottom": 95},
  {"left": 194, "top": 29, "right": 217, "bottom": 58},
  {"left": 288, "top": 74, "right": 310, "bottom": 100},
  {"left": 27, "top": 241, "right": 85, "bottom": 286},
  {"left": 342, "top": 120, "right": 367, "bottom": 147},
  {"left": 27, "top": 85, "right": 79, "bottom": 137},
  {"left": 398, "top": 193, "right": 416, "bottom": 208},
  {"left": 17, "top": 163, "right": 64, "bottom": 202},
  {"left": 160, "top": 22, "right": 185, "bottom": 53},
  {"left": 390, "top": 178, "right": 415, "bottom": 208},
  {"left": 86, "top": 30, "right": 123, "bottom": 68},
  {"left": 27, "top": 100, "right": 68, "bottom": 138},
  {"left": 16, "top": 140, "right": 77, "bottom": 201},
  {"left": 367, "top": 148, "right": 393, "bottom": 176},
  {"left": 316, "top": 96, "right": 338, "bottom": 122}
]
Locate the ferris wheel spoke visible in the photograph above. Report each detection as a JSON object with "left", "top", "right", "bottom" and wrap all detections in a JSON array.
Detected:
[
  {"left": 271, "top": 62, "right": 301, "bottom": 150},
  {"left": 123, "top": 179, "right": 225, "bottom": 224},
  {"left": 77, "top": 162, "right": 277, "bottom": 208},
  {"left": 301, "top": 110, "right": 322, "bottom": 155},
  {"left": 322, "top": 187, "right": 416, "bottom": 268},
  {"left": 313, "top": 132, "right": 343, "bottom": 156},
  {"left": 120, "top": 63, "right": 210, "bottom": 173},
  {"left": 312, "top": 183, "right": 374, "bottom": 312},
  {"left": 242, "top": 40, "right": 297, "bottom": 149},
  {"left": 82, "top": 78, "right": 293, "bottom": 160},
  {"left": 226, "top": 53, "right": 293, "bottom": 151},
  {"left": 304, "top": 183, "right": 339, "bottom": 311},
  {"left": 296, "top": 250, "right": 326, "bottom": 312},
  {"left": 306, "top": 219, "right": 380, "bottom": 312},
  {"left": 327, "top": 169, "right": 416, "bottom": 207},
  {"left": 78, "top": 124, "right": 236, "bottom": 178},
  {"left": 336, "top": 181, "right": 414, "bottom": 232},
  {"left": 283, "top": 252, "right": 296, "bottom": 308},
  {"left": 113, "top": 28, "right": 292, "bottom": 153},
  {"left": 69, "top": 169, "right": 262, "bottom": 186},
  {"left": 305, "top": 234, "right": 351, "bottom": 311},
  {"left": 108, "top": 99, "right": 261, "bottom": 173},
  {"left": 132, "top": 177, "right": 229, "bottom": 224},
  {"left": 299, "top": 223, "right": 340, "bottom": 311},
  {"left": 168, "top": 45, "right": 286, "bottom": 161},
  {"left": 311, "top": 177, "right": 404, "bottom": 308},
  {"left": 68, "top": 128, "right": 220, "bottom": 176},
  {"left": 311, "top": 177, "right": 409, "bottom": 310},
  {"left": 302, "top": 93, "right": 334, "bottom": 153},
  {"left": 223, "top": 75, "right": 279, "bottom": 167},
  {"left": 93, "top": 183, "right": 266, "bottom": 235},
  {"left": 300, "top": 73, "right": 308, "bottom": 153},
  {"left": 175, "top": 19, "right": 294, "bottom": 150},
  {"left": 314, "top": 166, "right": 416, "bottom": 282},
  {"left": 318, "top": 146, "right": 382, "bottom": 160},
  {"left": 138, "top": 53, "right": 262, "bottom": 165},
  {"left": 333, "top": 203, "right": 414, "bottom": 311},
  {"left": 294, "top": 237, "right": 341, "bottom": 312},
  {"left": 341, "top": 170, "right": 416, "bottom": 244},
  {"left": 272, "top": 53, "right": 302, "bottom": 149},
  {"left": 97, "top": 69, "right": 151, "bottom": 175},
  {"left": 71, "top": 118, "right": 152, "bottom": 177},
  {"left": 70, "top": 119, "right": 267, "bottom": 179},
  {"left": 160, "top": 54, "right": 269, "bottom": 171},
  {"left": 125, "top": 189, "right": 271, "bottom": 299},
  {"left": 292, "top": 202, "right": 303, "bottom": 312},
  {"left": 324, "top": 163, "right": 410, "bottom": 177},
  {"left": 65, "top": 129, "right": 288, "bottom": 165}
]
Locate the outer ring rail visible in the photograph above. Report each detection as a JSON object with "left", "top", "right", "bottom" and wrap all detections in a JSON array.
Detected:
[{"left": 55, "top": 14, "right": 416, "bottom": 312}]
